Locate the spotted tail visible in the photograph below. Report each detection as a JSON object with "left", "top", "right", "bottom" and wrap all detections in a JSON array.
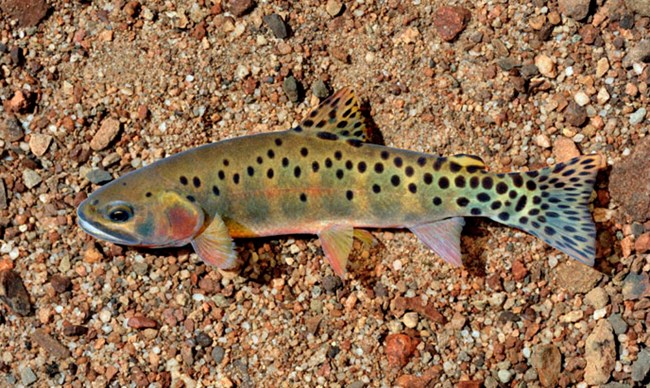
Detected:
[{"left": 490, "top": 155, "right": 601, "bottom": 265}]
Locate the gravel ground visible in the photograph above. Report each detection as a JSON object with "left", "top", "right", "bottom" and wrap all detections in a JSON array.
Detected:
[{"left": 1, "top": 0, "right": 649, "bottom": 387}]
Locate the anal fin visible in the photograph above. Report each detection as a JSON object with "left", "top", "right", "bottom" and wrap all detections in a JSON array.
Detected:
[
  {"left": 191, "top": 214, "right": 238, "bottom": 269},
  {"left": 409, "top": 217, "right": 465, "bottom": 267},
  {"left": 318, "top": 224, "right": 354, "bottom": 277}
]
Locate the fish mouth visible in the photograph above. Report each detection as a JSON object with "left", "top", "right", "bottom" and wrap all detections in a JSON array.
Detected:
[{"left": 77, "top": 210, "right": 140, "bottom": 246}]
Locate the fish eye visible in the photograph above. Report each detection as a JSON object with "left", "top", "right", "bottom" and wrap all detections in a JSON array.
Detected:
[{"left": 105, "top": 202, "right": 134, "bottom": 223}]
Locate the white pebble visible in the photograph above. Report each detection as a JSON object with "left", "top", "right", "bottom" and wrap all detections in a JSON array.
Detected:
[
  {"left": 629, "top": 108, "right": 646, "bottom": 125},
  {"left": 498, "top": 369, "right": 513, "bottom": 383},
  {"left": 99, "top": 309, "right": 112, "bottom": 323},
  {"left": 593, "top": 308, "right": 607, "bottom": 320},
  {"left": 574, "top": 91, "right": 590, "bottom": 106},
  {"left": 392, "top": 259, "right": 403, "bottom": 271},
  {"left": 565, "top": 66, "right": 574, "bottom": 76}
]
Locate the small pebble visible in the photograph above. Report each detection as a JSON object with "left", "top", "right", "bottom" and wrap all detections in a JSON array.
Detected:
[
  {"left": 22, "top": 169, "right": 42, "bottom": 189},
  {"left": 90, "top": 118, "right": 121, "bottom": 151},
  {"left": 402, "top": 312, "right": 419, "bottom": 328},
  {"left": 283, "top": 76, "right": 300, "bottom": 103},
  {"left": 497, "top": 369, "right": 512, "bottom": 383},
  {"left": 325, "top": 0, "right": 343, "bottom": 17},
  {"left": 311, "top": 80, "right": 329, "bottom": 99},
  {"left": 629, "top": 108, "right": 646, "bottom": 125},
  {"left": 20, "top": 367, "right": 37, "bottom": 386},
  {"left": 85, "top": 169, "right": 113, "bottom": 184},
  {"left": 212, "top": 346, "right": 225, "bottom": 363},
  {"left": 574, "top": 91, "right": 590, "bottom": 106},
  {"left": 263, "top": 14, "right": 289, "bottom": 39}
]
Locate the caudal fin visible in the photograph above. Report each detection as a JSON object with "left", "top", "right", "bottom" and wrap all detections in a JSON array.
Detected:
[{"left": 498, "top": 155, "right": 601, "bottom": 265}]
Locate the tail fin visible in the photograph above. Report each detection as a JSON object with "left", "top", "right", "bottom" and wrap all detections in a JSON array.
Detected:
[{"left": 497, "top": 155, "right": 601, "bottom": 265}]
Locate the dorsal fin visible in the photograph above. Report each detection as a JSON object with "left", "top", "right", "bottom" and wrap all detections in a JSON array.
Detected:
[
  {"left": 449, "top": 154, "right": 487, "bottom": 169},
  {"left": 299, "top": 88, "right": 370, "bottom": 142}
]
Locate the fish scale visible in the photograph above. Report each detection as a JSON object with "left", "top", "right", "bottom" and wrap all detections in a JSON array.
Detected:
[{"left": 77, "top": 88, "right": 602, "bottom": 276}]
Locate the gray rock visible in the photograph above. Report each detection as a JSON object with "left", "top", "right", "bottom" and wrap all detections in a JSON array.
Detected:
[
  {"left": 565, "top": 100, "right": 587, "bottom": 127},
  {"left": 195, "top": 331, "right": 213, "bottom": 347},
  {"left": 282, "top": 76, "right": 300, "bottom": 103},
  {"left": 608, "top": 313, "right": 628, "bottom": 335},
  {"left": 629, "top": 108, "right": 646, "bottom": 125},
  {"left": 0, "top": 179, "right": 7, "bottom": 209},
  {"left": 22, "top": 169, "right": 41, "bottom": 189},
  {"left": 85, "top": 169, "right": 113, "bottom": 184},
  {"left": 497, "top": 369, "right": 513, "bottom": 383},
  {"left": 0, "top": 116, "right": 24, "bottom": 142},
  {"left": 211, "top": 346, "right": 225, "bottom": 363},
  {"left": 311, "top": 80, "right": 330, "bottom": 99},
  {"left": 632, "top": 348, "right": 650, "bottom": 382},
  {"left": 263, "top": 14, "right": 289, "bottom": 39},
  {"left": 622, "top": 272, "right": 650, "bottom": 300},
  {"left": 496, "top": 57, "right": 518, "bottom": 71},
  {"left": 20, "top": 366, "right": 37, "bottom": 386},
  {"left": 322, "top": 275, "right": 342, "bottom": 293},
  {"left": 623, "top": 40, "right": 650, "bottom": 68}
]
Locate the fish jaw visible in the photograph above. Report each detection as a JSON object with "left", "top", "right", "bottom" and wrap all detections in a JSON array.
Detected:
[{"left": 76, "top": 201, "right": 141, "bottom": 246}]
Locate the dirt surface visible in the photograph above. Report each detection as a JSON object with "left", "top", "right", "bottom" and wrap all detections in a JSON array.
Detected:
[{"left": 1, "top": 0, "right": 649, "bottom": 386}]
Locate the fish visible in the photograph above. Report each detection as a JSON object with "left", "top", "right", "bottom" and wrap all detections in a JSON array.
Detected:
[{"left": 77, "top": 88, "right": 602, "bottom": 276}]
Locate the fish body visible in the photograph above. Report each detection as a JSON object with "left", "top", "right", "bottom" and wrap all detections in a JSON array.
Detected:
[{"left": 77, "top": 89, "right": 601, "bottom": 275}]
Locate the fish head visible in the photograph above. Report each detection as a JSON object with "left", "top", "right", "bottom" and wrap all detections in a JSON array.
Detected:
[{"left": 77, "top": 179, "right": 205, "bottom": 248}]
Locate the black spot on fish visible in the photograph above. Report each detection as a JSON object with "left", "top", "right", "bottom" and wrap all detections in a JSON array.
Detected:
[
  {"left": 334, "top": 151, "right": 342, "bottom": 160},
  {"left": 532, "top": 196, "right": 542, "bottom": 205},
  {"left": 554, "top": 182, "right": 566, "bottom": 189},
  {"left": 408, "top": 183, "right": 417, "bottom": 193},
  {"left": 294, "top": 166, "right": 301, "bottom": 178},
  {"left": 247, "top": 167, "right": 254, "bottom": 177},
  {"left": 300, "top": 147, "right": 309, "bottom": 157},
  {"left": 512, "top": 175, "right": 524, "bottom": 188},
  {"left": 358, "top": 161, "right": 367, "bottom": 173},
  {"left": 498, "top": 212, "right": 510, "bottom": 221},
  {"left": 145, "top": 192, "right": 152, "bottom": 197},
  {"left": 316, "top": 120, "right": 327, "bottom": 128},
  {"left": 341, "top": 130, "right": 350, "bottom": 137},
  {"left": 346, "top": 190, "right": 354, "bottom": 200},
  {"left": 186, "top": 195, "right": 196, "bottom": 202},
  {"left": 529, "top": 208, "right": 540, "bottom": 216},
  {"left": 345, "top": 97, "right": 353, "bottom": 106},
  {"left": 282, "top": 157, "right": 289, "bottom": 167},
  {"left": 329, "top": 110, "right": 337, "bottom": 120},
  {"left": 312, "top": 161, "right": 320, "bottom": 172},
  {"left": 374, "top": 163, "right": 384, "bottom": 173},
  {"left": 380, "top": 151, "right": 390, "bottom": 160},
  {"left": 336, "top": 169, "right": 344, "bottom": 179},
  {"left": 347, "top": 139, "right": 363, "bottom": 148},
  {"left": 192, "top": 177, "right": 201, "bottom": 188},
  {"left": 509, "top": 190, "right": 517, "bottom": 199},
  {"left": 482, "top": 177, "right": 494, "bottom": 190},
  {"left": 433, "top": 158, "right": 445, "bottom": 171},
  {"left": 233, "top": 173, "right": 240, "bottom": 184},
  {"left": 275, "top": 138, "right": 283, "bottom": 146},
  {"left": 304, "top": 119, "right": 314, "bottom": 127},
  {"left": 372, "top": 184, "right": 381, "bottom": 193},
  {"left": 325, "top": 158, "right": 333, "bottom": 168},
  {"left": 218, "top": 171, "right": 225, "bottom": 180},
  {"left": 433, "top": 197, "right": 442, "bottom": 206},
  {"left": 300, "top": 193, "right": 307, "bottom": 202},
  {"left": 267, "top": 149, "right": 275, "bottom": 159},
  {"left": 496, "top": 182, "right": 508, "bottom": 194},
  {"left": 212, "top": 186, "right": 220, "bottom": 196},
  {"left": 394, "top": 157, "right": 403, "bottom": 168},
  {"left": 519, "top": 216, "right": 528, "bottom": 224},
  {"left": 423, "top": 173, "right": 433, "bottom": 185},
  {"left": 526, "top": 180, "right": 537, "bottom": 190},
  {"left": 343, "top": 108, "right": 352, "bottom": 118},
  {"left": 405, "top": 166, "right": 414, "bottom": 177},
  {"left": 293, "top": 126, "right": 303, "bottom": 132},
  {"left": 180, "top": 176, "right": 188, "bottom": 185},
  {"left": 455, "top": 176, "right": 466, "bottom": 188},
  {"left": 317, "top": 132, "right": 338, "bottom": 141},
  {"left": 391, "top": 175, "right": 400, "bottom": 186},
  {"left": 449, "top": 162, "right": 462, "bottom": 172},
  {"left": 223, "top": 159, "right": 230, "bottom": 166},
  {"left": 345, "top": 160, "right": 353, "bottom": 170},
  {"left": 417, "top": 157, "right": 427, "bottom": 167},
  {"left": 515, "top": 196, "right": 527, "bottom": 212},
  {"left": 457, "top": 197, "right": 469, "bottom": 207},
  {"left": 491, "top": 201, "right": 502, "bottom": 210},
  {"left": 471, "top": 208, "right": 482, "bottom": 215},
  {"left": 257, "top": 156, "right": 263, "bottom": 164},
  {"left": 337, "top": 120, "right": 348, "bottom": 129},
  {"left": 438, "top": 177, "right": 449, "bottom": 189},
  {"left": 267, "top": 169, "right": 274, "bottom": 179},
  {"left": 477, "top": 193, "right": 491, "bottom": 202},
  {"left": 470, "top": 176, "right": 479, "bottom": 188},
  {"left": 353, "top": 130, "right": 363, "bottom": 137}
]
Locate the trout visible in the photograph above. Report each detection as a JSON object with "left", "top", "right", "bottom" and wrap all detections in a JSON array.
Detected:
[{"left": 77, "top": 88, "right": 601, "bottom": 275}]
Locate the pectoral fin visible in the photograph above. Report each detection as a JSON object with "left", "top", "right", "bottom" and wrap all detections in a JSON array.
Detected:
[
  {"left": 191, "top": 214, "right": 237, "bottom": 269},
  {"left": 409, "top": 217, "right": 465, "bottom": 267},
  {"left": 318, "top": 224, "right": 354, "bottom": 277}
]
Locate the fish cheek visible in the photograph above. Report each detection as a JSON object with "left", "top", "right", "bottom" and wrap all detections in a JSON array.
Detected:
[{"left": 161, "top": 200, "right": 205, "bottom": 246}]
